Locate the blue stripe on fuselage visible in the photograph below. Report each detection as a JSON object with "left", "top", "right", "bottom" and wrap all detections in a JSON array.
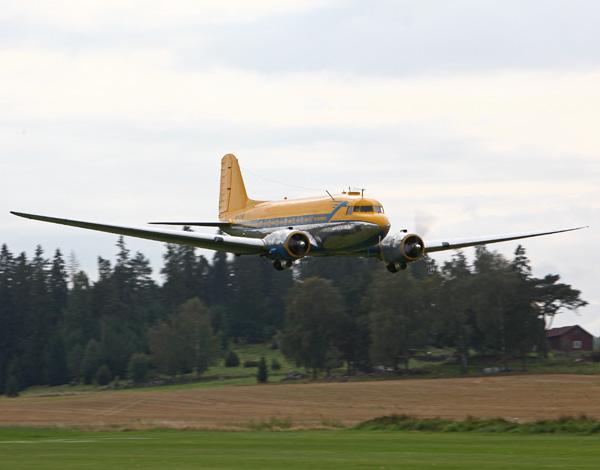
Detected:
[{"left": 235, "top": 202, "right": 349, "bottom": 229}]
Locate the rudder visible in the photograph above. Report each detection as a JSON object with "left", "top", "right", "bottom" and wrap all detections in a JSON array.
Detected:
[{"left": 219, "top": 154, "right": 250, "bottom": 218}]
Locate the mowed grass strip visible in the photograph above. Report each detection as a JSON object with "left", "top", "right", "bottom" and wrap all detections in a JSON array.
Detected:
[{"left": 1, "top": 427, "right": 600, "bottom": 470}]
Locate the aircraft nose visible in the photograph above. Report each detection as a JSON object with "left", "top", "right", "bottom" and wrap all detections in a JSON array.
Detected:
[
  {"left": 377, "top": 215, "right": 390, "bottom": 229},
  {"left": 375, "top": 215, "right": 391, "bottom": 235}
]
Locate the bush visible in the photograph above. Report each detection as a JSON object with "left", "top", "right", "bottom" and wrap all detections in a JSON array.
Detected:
[
  {"left": 5, "top": 375, "right": 19, "bottom": 397},
  {"left": 95, "top": 364, "right": 112, "bottom": 386},
  {"left": 224, "top": 350, "right": 240, "bottom": 367},
  {"left": 243, "top": 360, "right": 259, "bottom": 368},
  {"left": 355, "top": 414, "right": 600, "bottom": 434},
  {"left": 257, "top": 357, "right": 268, "bottom": 384},
  {"left": 128, "top": 353, "right": 150, "bottom": 384},
  {"left": 271, "top": 358, "right": 281, "bottom": 371}
]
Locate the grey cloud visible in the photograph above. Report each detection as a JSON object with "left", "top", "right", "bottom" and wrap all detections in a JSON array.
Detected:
[
  {"left": 4, "top": 1, "right": 600, "bottom": 75},
  {"left": 4, "top": 117, "right": 598, "bottom": 188},
  {"left": 179, "top": 0, "right": 600, "bottom": 75}
]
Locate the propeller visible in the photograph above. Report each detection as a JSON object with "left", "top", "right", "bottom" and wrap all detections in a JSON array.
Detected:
[
  {"left": 405, "top": 241, "right": 423, "bottom": 258},
  {"left": 287, "top": 233, "right": 310, "bottom": 257},
  {"left": 402, "top": 234, "right": 425, "bottom": 260}
]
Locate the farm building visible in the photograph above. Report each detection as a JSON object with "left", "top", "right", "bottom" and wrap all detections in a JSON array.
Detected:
[{"left": 546, "top": 325, "right": 594, "bottom": 352}]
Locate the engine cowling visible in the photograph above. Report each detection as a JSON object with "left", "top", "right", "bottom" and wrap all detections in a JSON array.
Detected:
[
  {"left": 264, "top": 230, "right": 313, "bottom": 261},
  {"left": 380, "top": 232, "right": 425, "bottom": 270}
]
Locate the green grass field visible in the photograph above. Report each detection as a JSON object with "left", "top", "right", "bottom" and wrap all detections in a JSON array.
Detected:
[
  {"left": 17, "top": 344, "right": 600, "bottom": 399},
  {"left": 19, "top": 343, "right": 294, "bottom": 397},
  {"left": 1, "top": 428, "right": 599, "bottom": 469}
]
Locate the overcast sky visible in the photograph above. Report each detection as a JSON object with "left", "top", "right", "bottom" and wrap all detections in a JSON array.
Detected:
[{"left": 1, "top": 1, "right": 598, "bottom": 332}]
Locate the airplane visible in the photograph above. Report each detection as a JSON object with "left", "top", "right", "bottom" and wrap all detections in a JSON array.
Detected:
[{"left": 11, "top": 154, "right": 587, "bottom": 272}]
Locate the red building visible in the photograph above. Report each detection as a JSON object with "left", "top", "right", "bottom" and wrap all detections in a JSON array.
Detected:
[{"left": 546, "top": 325, "right": 594, "bottom": 352}]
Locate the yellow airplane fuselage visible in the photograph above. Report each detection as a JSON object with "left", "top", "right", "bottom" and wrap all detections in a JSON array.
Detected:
[
  {"left": 217, "top": 154, "right": 390, "bottom": 255},
  {"left": 225, "top": 195, "right": 390, "bottom": 232}
]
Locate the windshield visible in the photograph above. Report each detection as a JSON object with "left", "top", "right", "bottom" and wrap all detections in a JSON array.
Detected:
[{"left": 347, "top": 205, "right": 384, "bottom": 214}]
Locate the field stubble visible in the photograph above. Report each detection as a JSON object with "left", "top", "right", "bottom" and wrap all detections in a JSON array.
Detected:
[{"left": 1, "top": 374, "right": 600, "bottom": 430}]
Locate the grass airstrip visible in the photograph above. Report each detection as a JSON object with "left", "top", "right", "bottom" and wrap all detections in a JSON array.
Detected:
[
  {"left": 1, "top": 426, "right": 600, "bottom": 470},
  {"left": 4, "top": 344, "right": 600, "bottom": 469}
]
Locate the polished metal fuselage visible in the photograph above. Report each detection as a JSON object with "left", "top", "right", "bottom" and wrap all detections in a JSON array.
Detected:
[
  {"left": 220, "top": 194, "right": 391, "bottom": 256},
  {"left": 224, "top": 220, "right": 388, "bottom": 256}
]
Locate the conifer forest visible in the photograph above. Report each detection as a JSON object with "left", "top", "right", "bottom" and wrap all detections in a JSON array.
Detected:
[{"left": 0, "top": 237, "right": 587, "bottom": 393}]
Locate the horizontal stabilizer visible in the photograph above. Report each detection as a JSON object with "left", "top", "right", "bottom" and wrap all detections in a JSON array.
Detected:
[{"left": 149, "top": 221, "right": 231, "bottom": 227}]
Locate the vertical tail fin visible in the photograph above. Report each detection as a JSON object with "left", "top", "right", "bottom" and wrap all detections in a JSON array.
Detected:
[{"left": 219, "top": 154, "right": 253, "bottom": 218}]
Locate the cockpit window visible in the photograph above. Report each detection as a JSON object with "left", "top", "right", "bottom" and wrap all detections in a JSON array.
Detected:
[{"left": 347, "top": 205, "right": 384, "bottom": 214}]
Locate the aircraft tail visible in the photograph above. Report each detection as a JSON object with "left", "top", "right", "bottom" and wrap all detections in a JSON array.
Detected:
[{"left": 219, "top": 154, "right": 258, "bottom": 219}]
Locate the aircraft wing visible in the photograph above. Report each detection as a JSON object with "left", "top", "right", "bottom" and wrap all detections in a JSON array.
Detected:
[
  {"left": 148, "top": 221, "right": 231, "bottom": 228},
  {"left": 425, "top": 226, "right": 587, "bottom": 253},
  {"left": 10, "top": 212, "right": 265, "bottom": 255}
]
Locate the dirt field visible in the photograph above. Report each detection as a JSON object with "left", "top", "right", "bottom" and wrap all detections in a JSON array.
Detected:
[{"left": 1, "top": 374, "right": 600, "bottom": 429}]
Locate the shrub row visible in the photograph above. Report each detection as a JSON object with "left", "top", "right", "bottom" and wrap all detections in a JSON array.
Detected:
[{"left": 355, "top": 414, "right": 600, "bottom": 434}]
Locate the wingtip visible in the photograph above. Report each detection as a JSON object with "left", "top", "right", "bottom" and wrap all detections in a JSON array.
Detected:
[{"left": 10, "top": 211, "right": 37, "bottom": 220}]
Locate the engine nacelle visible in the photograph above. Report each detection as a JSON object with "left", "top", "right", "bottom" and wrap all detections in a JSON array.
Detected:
[
  {"left": 380, "top": 232, "right": 425, "bottom": 271},
  {"left": 264, "top": 229, "right": 313, "bottom": 261}
]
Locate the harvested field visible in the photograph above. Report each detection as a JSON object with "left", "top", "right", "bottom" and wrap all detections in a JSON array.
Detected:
[{"left": 1, "top": 374, "right": 600, "bottom": 429}]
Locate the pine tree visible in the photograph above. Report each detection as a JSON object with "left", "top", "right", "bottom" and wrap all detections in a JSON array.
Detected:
[
  {"left": 5, "top": 374, "right": 19, "bottom": 397},
  {"left": 81, "top": 339, "right": 104, "bottom": 384},
  {"left": 256, "top": 356, "right": 268, "bottom": 383},
  {"left": 127, "top": 353, "right": 151, "bottom": 384},
  {"left": 435, "top": 251, "right": 474, "bottom": 373},
  {"left": 224, "top": 350, "right": 240, "bottom": 367},
  {"left": 44, "top": 334, "right": 69, "bottom": 386},
  {"left": 471, "top": 246, "right": 540, "bottom": 362},
  {"left": 5, "top": 358, "right": 21, "bottom": 397},
  {"left": 161, "top": 244, "right": 208, "bottom": 310},
  {"left": 95, "top": 364, "right": 112, "bottom": 386},
  {"left": 206, "top": 251, "right": 229, "bottom": 306},
  {"left": 533, "top": 274, "right": 588, "bottom": 327},
  {"left": 48, "top": 249, "right": 68, "bottom": 324},
  {"left": 113, "top": 236, "right": 133, "bottom": 309},
  {"left": 22, "top": 246, "right": 50, "bottom": 386},
  {"left": 67, "top": 343, "right": 84, "bottom": 382},
  {"left": 128, "top": 250, "right": 161, "bottom": 326},
  {"left": 66, "top": 251, "right": 80, "bottom": 287},
  {"left": 11, "top": 253, "right": 31, "bottom": 386},
  {"left": 0, "top": 245, "right": 16, "bottom": 391},
  {"left": 63, "top": 271, "right": 94, "bottom": 350},
  {"left": 227, "top": 256, "right": 270, "bottom": 342}
]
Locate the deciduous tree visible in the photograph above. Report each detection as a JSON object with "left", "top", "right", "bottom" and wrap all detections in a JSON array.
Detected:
[{"left": 280, "top": 278, "right": 346, "bottom": 378}]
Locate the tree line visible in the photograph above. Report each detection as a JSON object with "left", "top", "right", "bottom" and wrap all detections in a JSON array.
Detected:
[{"left": 0, "top": 237, "right": 587, "bottom": 394}]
